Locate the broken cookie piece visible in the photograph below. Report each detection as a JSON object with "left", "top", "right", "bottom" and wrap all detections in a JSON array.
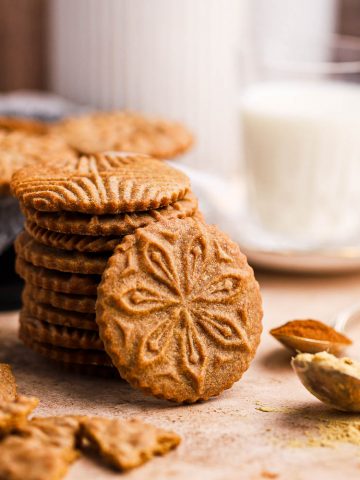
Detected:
[
  {"left": 80, "top": 417, "right": 180, "bottom": 471},
  {"left": 0, "top": 396, "right": 39, "bottom": 437},
  {"left": 0, "top": 416, "right": 81, "bottom": 480},
  {"left": 0, "top": 364, "right": 17, "bottom": 403}
]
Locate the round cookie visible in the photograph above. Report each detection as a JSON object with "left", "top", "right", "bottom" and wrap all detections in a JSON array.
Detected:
[
  {"left": 16, "top": 257, "right": 100, "bottom": 295},
  {"left": 0, "top": 129, "right": 75, "bottom": 196},
  {"left": 21, "top": 191, "right": 198, "bottom": 236},
  {"left": 96, "top": 217, "right": 263, "bottom": 403},
  {"left": 22, "top": 295, "right": 97, "bottom": 331},
  {"left": 11, "top": 152, "right": 190, "bottom": 214},
  {"left": 24, "top": 284, "right": 96, "bottom": 313},
  {"left": 19, "top": 314, "right": 103, "bottom": 350},
  {"left": 15, "top": 231, "right": 108, "bottom": 274},
  {"left": 53, "top": 111, "right": 193, "bottom": 158},
  {"left": 25, "top": 222, "right": 123, "bottom": 253},
  {"left": 19, "top": 330, "right": 113, "bottom": 367}
]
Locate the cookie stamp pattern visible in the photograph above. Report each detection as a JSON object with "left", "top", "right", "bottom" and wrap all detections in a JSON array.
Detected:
[
  {"left": 11, "top": 152, "right": 190, "bottom": 213},
  {"left": 97, "top": 217, "right": 263, "bottom": 402}
]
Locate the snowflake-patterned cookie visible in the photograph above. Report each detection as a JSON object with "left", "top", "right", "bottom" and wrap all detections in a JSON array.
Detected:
[{"left": 97, "top": 217, "right": 263, "bottom": 403}]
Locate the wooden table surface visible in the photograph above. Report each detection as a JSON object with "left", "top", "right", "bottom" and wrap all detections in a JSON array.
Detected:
[{"left": 1, "top": 270, "right": 360, "bottom": 480}]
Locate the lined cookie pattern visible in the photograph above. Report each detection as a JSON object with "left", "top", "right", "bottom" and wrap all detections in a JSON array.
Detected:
[{"left": 11, "top": 152, "right": 190, "bottom": 214}]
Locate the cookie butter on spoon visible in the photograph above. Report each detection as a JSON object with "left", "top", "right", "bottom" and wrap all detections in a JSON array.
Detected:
[
  {"left": 270, "top": 319, "right": 352, "bottom": 355},
  {"left": 292, "top": 352, "right": 360, "bottom": 412}
]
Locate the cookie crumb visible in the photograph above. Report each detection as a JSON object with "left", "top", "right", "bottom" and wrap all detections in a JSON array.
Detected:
[
  {"left": 0, "top": 364, "right": 17, "bottom": 402},
  {"left": 80, "top": 417, "right": 180, "bottom": 471}
]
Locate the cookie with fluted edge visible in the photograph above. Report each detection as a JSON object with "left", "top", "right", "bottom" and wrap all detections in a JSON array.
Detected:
[
  {"left": 16, "top": 257, "right": 100, "bottom": 295},
  {"left": 53, "top": 111, "right": 193, "bottom": 158},
  {"left": 19, "top": 314, "right": 103, "bottom": 350},
  {"left": 25, "top": 221, "right": 123, "bottom": 252},
  {"left": 21, "top": 191, "right": 197, "bottom": 236},
  {"left": 15, "top": 231, "right": 108, "bottom": 274},
  {"left": 96, "top": 217, "right": 263, "bottom": 403},
  {"left": 23, "top": 284, "right": 96, "bottom": 313},
  {"left": 11, "top": 151, "right": 190, "bottom": 214},
  {"left": 22, "top": 295, "right": 97, "bottom": 331},
  {"left": 0, "top": 129, "right": 75, "bottom": 196},
  {"left": 19, "top": 330, "right": 113, "bottom": 367}
]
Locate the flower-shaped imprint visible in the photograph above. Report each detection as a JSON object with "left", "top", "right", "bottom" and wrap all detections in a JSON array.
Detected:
[{"left": 97, "top": 217, "right": 263, "bottom": 403}]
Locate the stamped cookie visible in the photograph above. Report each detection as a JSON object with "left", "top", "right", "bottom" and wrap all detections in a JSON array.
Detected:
[
  {"left": 79, "top": 417, "right": 180, "bottom": 471},
  {"left": 53, "top": 111, "right": 193, "bottom": 158},
  {"left": 22, "top": 295, "right": 97, "bottom": 331},
  {"left": 20, "top": 314, "right": 103, "bottom": 351},
  {"left": 25, "top": 221, "right": 123, "bottom": 253},
  {"left": 21, "top": 191, "right": 197, "bottom": 236},
  {"left": 23, "top": 285, "right": 96, "bottom": 313},
  {"left": 0, "top": 130, "right": 75, "bottom": 196},
  {"left": 15, "top": 231, "right": 108, "bottom": 275},
  {"left": 16, "top": 257, "right": 100, "bottom": 295},
  {"left": 11, "top": 152, "right": 190, "bottom": 214},
  {"left": 19, "top": 331, "right": 113, "bottom": 367},
  {"left": 97, "top": 217, "right": 263, "bottom": 403}
]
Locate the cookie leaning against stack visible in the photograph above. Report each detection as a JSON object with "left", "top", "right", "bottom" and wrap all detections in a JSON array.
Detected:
[{"left": 11, "top": 152, "right": 196, "bottom": 375}]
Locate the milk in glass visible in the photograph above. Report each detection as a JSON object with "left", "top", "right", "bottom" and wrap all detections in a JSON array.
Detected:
[{"left": 242, "top": 81, "right": 360, "bottom": 246}]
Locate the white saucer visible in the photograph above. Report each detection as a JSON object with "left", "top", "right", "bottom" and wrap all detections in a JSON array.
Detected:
[
  {"left": 235, "top": 210, "right": 360, "bottom": 274},
  {"left": 170, "top": 163, "right": 360, "bottom": 274},
  {"left": 240, "top": 244, "right": 360, "bottom": 274}
]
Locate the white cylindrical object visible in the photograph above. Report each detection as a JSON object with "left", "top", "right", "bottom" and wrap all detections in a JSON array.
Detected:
[
  {"left": 48, "top": 0, "right": 243, "bottom": 176},
  {"left": 242, "top": 81, "right": 360, "bottom": 246}
]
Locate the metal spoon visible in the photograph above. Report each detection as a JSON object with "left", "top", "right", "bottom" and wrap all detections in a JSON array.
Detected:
[
  {"left": 292, "top": 351, "right": 360, "bottom": 412},
  {"left": 270, "top": 303, "right": 359, "bottom": 355}
]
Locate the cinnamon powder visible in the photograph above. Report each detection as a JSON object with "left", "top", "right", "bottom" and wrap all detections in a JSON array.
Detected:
[{"left": 270, "top": 319, "right": 352, "bottom": 344}]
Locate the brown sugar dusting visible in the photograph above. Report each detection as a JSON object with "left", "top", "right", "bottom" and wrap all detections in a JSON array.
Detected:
[{"left": 270, "top": 319, "right": 352, "bottom": 344}]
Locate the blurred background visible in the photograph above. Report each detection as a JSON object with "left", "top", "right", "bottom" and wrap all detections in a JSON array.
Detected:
[
  {"left": 1, "top": 0, "right": 358, "bottom": 175},
  {"left": 2, "top": 0, "right": 360, "bottom": 308}
]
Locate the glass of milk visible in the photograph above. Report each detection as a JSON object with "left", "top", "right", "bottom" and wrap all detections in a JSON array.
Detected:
[{"left": 241, "top": 41, "right": 360, "bottom": 249}]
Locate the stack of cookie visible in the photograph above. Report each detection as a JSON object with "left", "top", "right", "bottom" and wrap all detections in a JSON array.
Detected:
[{"left": 11, "top": 152, "right": 197, "bottom": 375}]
